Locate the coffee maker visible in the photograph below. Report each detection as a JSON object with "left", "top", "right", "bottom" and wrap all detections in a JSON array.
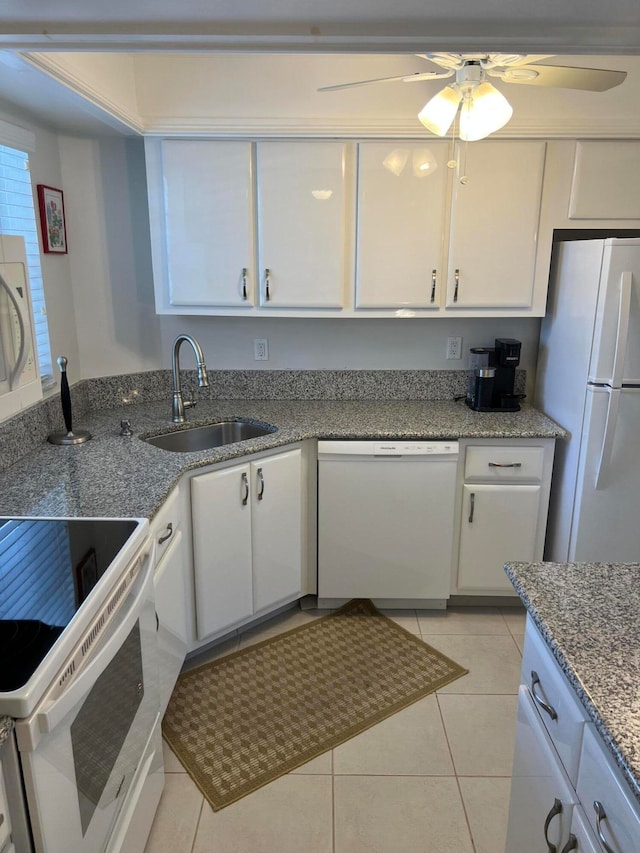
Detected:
[{"left": 466, "top": 338, "right": 522, "bottom": 412}]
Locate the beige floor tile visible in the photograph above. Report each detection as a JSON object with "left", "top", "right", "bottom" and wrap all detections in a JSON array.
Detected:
[
  {"left": 424, "top": 634, "right": 522, "bottom": 694},
  {"left": 438, "top": 694, "right": 518, "bottom": 776},
  {"left": 334, "top": 776, "right": 474, "bottom": 853},
  {"left": 289, "top": 750, "right": 333, "bottom": 774},
  {"left": 417, "top": 606, "right": 509, "bottom": 635},
  {"left": 144, "top": 773, "right": 203, "bottom": 853},
  {"left": 500, "top": 606, "right": 527, "bottom": 636},
  {"left": 459, "top": 776, "right": 512, "bottom": 853},
  {"left": 193, "top": 775, "right": 333, "bottom": 853},
  {"left": 161, "top": 739, "right": 185, "bottom": 773},
  {"left": 333, "top": 694, "right": 454, "bottom": 776},
  {"left": 237, "top": 607, "right": 328, "bottom": 648},
  {"left": 511, "top": 632, "right": 525, "bottom": 654},
  {"left": 378, "top": 608, "right": 420, "bottom": 634}
]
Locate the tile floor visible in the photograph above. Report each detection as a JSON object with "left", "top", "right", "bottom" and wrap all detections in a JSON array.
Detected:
[{"left": 144, "top": 604, "right": 525, "bottom": 853}]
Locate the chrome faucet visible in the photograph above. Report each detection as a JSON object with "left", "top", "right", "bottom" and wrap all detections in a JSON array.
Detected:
[{"left": 171, "top": 334, "right": 209, "bottom": 423}]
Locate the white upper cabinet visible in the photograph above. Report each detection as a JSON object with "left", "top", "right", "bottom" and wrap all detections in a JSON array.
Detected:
[
  {"left": 355, "top": 142, "right": 448, "bottom": 310},
  {"left": 569, "top": 141, "right": 640, "bottom": 220},
  {"left": 148, "top": 139, "right": 255, "bottom": 309},
  {"left": 445, "top": 140, "right": 546, "bottom": 310},
  {"left": 256, "top": 141, "right": 352, "bottom": 309}
]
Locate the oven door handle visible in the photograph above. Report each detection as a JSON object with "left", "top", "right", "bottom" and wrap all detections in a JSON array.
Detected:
[{"left": 17, "top": 563, "right": 154, "bottom": 752}]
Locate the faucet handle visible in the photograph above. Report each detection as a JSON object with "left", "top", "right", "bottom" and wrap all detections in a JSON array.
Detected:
[{"left": 120, "top": 419, "right": 133, "bottom": 436}]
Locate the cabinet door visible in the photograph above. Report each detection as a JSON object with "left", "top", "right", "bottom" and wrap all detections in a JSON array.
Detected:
[
  {"left": 457, "top": 483, "right": 541, "bottom": 592},
  {"left": 507, "top": 686, "right": 578, "bottom": 852},
  {"left": 445, "top": 141, "right": 546, "bottom": 309},
  {"left": 154, "top": 528, "right": 188, "bottom": 714},
  {"left": 161, "top": 140, "right": 255, "bottom": 307},
  {"left": 256, "top": 141, "right": 351, "bottom": 308},
  {"left": 251, "top": 449, "right": 303, "bottom": 613},
  {"left": 191, "top": 464, "right": 254, "bottom": 639},
  {"left": 355, "top": 141, "right": 448, "bottom": 309}
]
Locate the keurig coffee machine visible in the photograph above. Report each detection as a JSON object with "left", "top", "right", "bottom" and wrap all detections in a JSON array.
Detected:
[{"left": 466, "top": 338, "right": 522, "bottom": 412}]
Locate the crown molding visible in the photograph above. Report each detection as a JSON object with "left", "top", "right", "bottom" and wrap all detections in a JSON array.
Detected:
[{"left": 23, "top": 53, "right": 144, "bottom": 134}]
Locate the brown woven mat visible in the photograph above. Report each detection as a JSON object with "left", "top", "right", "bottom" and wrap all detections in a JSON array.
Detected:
[{"left": 162, "top": 599, "right": 468, "bottom": 810}]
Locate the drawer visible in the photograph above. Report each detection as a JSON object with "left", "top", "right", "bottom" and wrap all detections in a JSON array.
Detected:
[
  {"left": 465, "top": 445, "right": 545, "bottom": 482},
  {"left": 577, "top": 724, "right": 640, "bottom": 853},
  {"left": 150, "top": 485, "right": 181, "bottom": 566},
  {"left": 522, "top": 617, "right": 587, "bottom": 786},
  {"left": 566, "top": 805, "right": 604, "bottom": 853}
]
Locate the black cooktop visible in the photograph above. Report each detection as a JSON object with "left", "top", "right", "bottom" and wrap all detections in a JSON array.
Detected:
[{"left": 0, "top": 517, "right": 139, "bottom": 692}]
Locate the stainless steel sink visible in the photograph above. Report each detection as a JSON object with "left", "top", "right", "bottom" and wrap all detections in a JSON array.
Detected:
[{"left": 142, "top": 419, "right": 278, "bottom": 453}]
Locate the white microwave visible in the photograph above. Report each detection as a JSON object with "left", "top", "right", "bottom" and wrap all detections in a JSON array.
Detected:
[{"left": 0, "top": 234, "right": 42, "bottom": 420}]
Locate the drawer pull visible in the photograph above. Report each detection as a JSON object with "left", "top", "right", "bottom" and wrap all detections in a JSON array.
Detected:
[
  {"left": 241, "top": 472, "right": 249, "bottom": 505},
  {"left": 488, "top": 462, "right": 522, "bottom": 468},
  {"left": 531, "top": 671, "right": 558, "bottom": 721},
  {"left": 594, "top": 801, "right": 615, "bottom": 853},
  {"left": 468, "top": 492, "right": 475, "bottom": 523},
  {"left": 158, "top": 523, "right": 173, "bottom": 545},
  {"left": 543, "top": 798, "right": 562, "bottom": 853},
  {"left": 257, "top": 467, "right": 265, "bottom": 501},
  {"left": 560, "top": 834, "right": 577, "bottom": 853}
]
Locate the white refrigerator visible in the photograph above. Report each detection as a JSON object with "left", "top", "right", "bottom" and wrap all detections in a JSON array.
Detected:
[{"left": 536, "top": 236, "right": 640, "bottom": 562}]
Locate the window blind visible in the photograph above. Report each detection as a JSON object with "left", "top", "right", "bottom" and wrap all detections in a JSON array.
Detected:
[{"left": 0, "top": 142, "right": 54, "bottom": 386}]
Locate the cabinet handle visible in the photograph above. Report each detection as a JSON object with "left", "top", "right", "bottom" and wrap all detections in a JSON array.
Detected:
[
  {"left": 264, "top": 268, "right": 271, "bottom": 301},
  {"left": 488, "top": 462, "right": 522, "bottom": 468},
  {"left": 560, "top": 834, "right": 577, "bottom": 853},
  {"left": 593, "top": 801, "right": 616, "bottom": 853},
  {"left": 543, "top": 798, "right": 562, "bottom": 853},
  {"left": 158, "top": 522, "right": 173, "bottom": 545},
  {"left": 257, "top": 467, "right": 265, "bottom": 501},
  {"left": 241, "top": 472, "right": 249, "bottom": 505},
  {"left": 431, "top": 269, "right": 437, "bottom": 303},
  {"left": 241, "top": 267, "right": 248, "bottom": 300},
  {"left": 530, "top": 671, "right": 558, "bottom": 721},
  {"left": 468, "top": 492, "right": 475, "bottom": 523},
  {"left": 453, "top": 268, "right": 460, "bottom": 302}
]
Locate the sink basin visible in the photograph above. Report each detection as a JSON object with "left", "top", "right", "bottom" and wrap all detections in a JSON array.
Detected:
[{"left": 143, "top": 419, "right": 278, "bottom": 453}]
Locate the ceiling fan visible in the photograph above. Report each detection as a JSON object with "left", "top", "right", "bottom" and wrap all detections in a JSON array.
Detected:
[{"left": 319, "top": 53, "right": 627, "bottom": 141}]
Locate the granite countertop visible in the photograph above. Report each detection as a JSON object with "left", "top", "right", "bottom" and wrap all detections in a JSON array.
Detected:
[
  {"left": 505, "top": 561, "right": 640, "bottom": 804},
  {"left": 0, "top": 398, "right": 564, "bottom": 519}
]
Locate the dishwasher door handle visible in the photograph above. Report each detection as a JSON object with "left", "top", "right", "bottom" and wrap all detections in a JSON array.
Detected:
[{"left": 468, "top": 492, "right": 475, "bottom": 523}]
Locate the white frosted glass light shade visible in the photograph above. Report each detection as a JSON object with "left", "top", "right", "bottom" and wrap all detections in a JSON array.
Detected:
[
  {"left": 418, "top": 86, "right": 462, "bottom": 136},
  {"left": 459, "top": 82, "right": 513, "bottom": 141}
]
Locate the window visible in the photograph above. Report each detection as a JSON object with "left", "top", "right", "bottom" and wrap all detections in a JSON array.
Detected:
[{"left": 0, "top": 126, "right": 54, "bottom": 387}]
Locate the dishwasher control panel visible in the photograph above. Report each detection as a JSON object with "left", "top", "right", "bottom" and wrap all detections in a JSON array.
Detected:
[{"left": 318, "top": 440, "right": 459, "bottom": 457}]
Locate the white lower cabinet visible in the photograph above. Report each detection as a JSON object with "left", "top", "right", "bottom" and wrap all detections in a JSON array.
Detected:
[
  {"left": 191, "top": 447, "right": 304, "bottom": 641},
  {"left": 507, "top": 618, "right": 640, "bottom": 853},
  {"left": 454, "top": 440, "right": 555, "bottom": 595},
  {"left": 507, "top": 685, "right": 578, "bottom": 852}
]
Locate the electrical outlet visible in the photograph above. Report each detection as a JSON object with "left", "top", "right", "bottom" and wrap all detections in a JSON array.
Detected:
[
  {"left": 253, "top": 338, "right": 269, "bottom": 361},
  {"left": 446, "top": 336, "right": 463, "bottom": 360}
]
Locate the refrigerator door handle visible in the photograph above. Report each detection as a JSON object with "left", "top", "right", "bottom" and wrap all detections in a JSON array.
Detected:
[
  {"left": 595, "top": 387, "right": 621, "bottom": 490},
  {"left": 610, "top": 271, "right": 633, "bottom": 389}
]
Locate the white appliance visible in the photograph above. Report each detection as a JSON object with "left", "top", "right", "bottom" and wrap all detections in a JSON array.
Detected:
[
  {"left": 317, "top": 440, "right": 459, "bottom": 607},
  {"left": 536, "top": 236, "right": 640, "bottom": 561},
  {"left": 0, "top": 235, "right": 41, "bottom": 421},
  {"left": 0, "top": 517, "right": 164, "bottom": 853}
]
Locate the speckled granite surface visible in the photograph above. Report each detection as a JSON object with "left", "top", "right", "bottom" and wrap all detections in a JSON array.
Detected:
[
  {"left": 505, "top": 561, "right": 640, "bottom": 804},
  {"left": 0, "top": 715, "right": 12, "bottom": 745},
  {"left": 0, "top": 397, "right": 564, "bottom": 519}
]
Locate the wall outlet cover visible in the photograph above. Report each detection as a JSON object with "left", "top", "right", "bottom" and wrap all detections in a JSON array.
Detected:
[
  {"left": 446, "top": 336, "right": 463, "bottom": 360},
  {"left": 254, "top": 338, "right": 269, "bottom": 361}
]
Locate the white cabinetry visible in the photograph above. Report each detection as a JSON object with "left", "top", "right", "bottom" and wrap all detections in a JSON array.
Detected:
[
  {"left": 445, "top": 141, "right": 546, "bottom": 310},
  {"left": 507, "top": 617, "right": 640, "bottom": 852},
  {"left": 147, "top": 139, "right": 255, "bottom": 310},
  {"left": 190, "top": 447, "right": 304, "bottom": 641},
  {"left": 569, "top": 141, "right": 640, "bottom": 220},
  {"left": 256, "top": 141, "right": 352, "bottom": 309},
  {"left": 355, "top": 141, "right": 449, "bottom": 309},
  {"left": 454, "top": 440, "right": 555, "bottom": 595}
]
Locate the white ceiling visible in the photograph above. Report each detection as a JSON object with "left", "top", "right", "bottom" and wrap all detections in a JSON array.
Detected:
[{"left": 0, "top": 0, "right": 638, "bottom": 53}]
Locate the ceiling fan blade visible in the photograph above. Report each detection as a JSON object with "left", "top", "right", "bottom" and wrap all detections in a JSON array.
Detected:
[
  {"left": 500, "top": 64, "right": 627, "bottom": 92},
  {"left": 318, "top": 70, "right": 452, "bottom": 92}
]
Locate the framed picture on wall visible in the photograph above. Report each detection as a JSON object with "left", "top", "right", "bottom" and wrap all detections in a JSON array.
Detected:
[{"left": 37, "top": 184, "right": 68, "bottom": 254}]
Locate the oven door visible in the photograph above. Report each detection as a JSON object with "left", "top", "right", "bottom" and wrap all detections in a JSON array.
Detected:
[{"left": 14, "top": 556, "right": 159, "bottom": 853}]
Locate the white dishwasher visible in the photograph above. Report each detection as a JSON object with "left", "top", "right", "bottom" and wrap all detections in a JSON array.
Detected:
[{"left": 317, "top": 440, "right": 459, "bottom": 607}]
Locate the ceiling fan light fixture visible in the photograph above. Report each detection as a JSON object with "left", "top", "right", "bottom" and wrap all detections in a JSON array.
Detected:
[
  {"left": 459, "top": 81, "right": 513, "bottom": 141},
  {"left": 417, "top": 85, "right": 462, "bottom": 136}
]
